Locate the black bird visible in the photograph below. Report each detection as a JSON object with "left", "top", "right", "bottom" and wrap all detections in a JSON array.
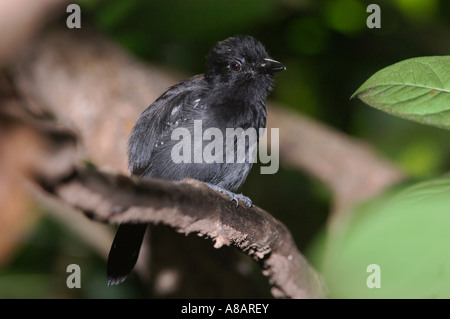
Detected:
[{"left": 107, "top": 35, "right": 285, "bottom": 285}]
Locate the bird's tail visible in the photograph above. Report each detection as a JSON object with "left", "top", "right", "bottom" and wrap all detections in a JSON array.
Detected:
[{"left": 107, "top": 223, "right": 147, "bottom": 285}]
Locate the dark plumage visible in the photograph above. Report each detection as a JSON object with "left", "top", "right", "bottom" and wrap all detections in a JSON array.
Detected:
[{"left": 107, "top": 35, "right": 285, "bottom": 285}]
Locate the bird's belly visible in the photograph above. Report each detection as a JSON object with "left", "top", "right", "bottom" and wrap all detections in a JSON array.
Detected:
[{"left": 144, "top": 136, "right": 255, "bottom": 191}]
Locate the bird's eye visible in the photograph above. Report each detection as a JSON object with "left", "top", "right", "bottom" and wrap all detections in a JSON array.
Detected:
[{"left": 229, "top": 61, "right": 241, "bottom": 72}]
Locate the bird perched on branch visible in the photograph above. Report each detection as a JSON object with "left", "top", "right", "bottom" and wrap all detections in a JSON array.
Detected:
[{"left": 107, "top": 35, "right": 285, "bottom": 285}]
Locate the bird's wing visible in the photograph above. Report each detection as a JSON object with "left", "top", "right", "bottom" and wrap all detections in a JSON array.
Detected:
[{"left": 128, "top": 75, "right": 206, "bottom": 176}]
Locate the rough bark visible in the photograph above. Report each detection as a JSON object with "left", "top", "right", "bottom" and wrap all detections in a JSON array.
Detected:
[{"left": 38, "top": 163, "right": 327, "bottom": 298}]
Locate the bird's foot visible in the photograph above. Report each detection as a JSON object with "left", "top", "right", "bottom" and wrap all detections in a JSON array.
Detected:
[{"left": 205, "top": 183, "right": 253, "bottom": 207}]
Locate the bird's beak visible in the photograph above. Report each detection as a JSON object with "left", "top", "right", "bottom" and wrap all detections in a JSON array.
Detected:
[{"left": 259, "top": 58, "right": 286, "bottom": 74}]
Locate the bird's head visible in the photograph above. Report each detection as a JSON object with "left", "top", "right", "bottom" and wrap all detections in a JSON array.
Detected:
[{"left": 205, "top": 35, "right": 285, "bottom": 99}]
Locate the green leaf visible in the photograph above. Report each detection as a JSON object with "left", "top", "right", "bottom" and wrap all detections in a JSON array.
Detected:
[
  {"left": 352, "top": 56, "right": 450, "bottom": 130},
  {"left": 321, "top": 177, "right": 450, "bottom": 298}
]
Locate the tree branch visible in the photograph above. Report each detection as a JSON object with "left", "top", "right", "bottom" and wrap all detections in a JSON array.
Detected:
[
  {"left": 2, "top": 88, "right": 327, "bottom": 298},
  {"left": 36, "top": 163, "right": 327, "bottom": 298}
]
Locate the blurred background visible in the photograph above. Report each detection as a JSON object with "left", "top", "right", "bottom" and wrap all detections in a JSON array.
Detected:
[{"left": 0, "top": 0, "right": 449, "bottom": 298}]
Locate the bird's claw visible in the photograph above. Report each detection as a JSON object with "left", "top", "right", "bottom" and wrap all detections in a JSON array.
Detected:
[
  {"left": 234, "top": 193, "right": 252, "bottom": 207},
  {"left": 205, "top": 183, "right": 253, "bottom": 208},
  {"left": 224, "top": 192, "right": 253, "bottom": 208}
]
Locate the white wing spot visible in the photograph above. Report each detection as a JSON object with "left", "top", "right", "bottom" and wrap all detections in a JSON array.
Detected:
[{"left": 171, "top": 105, "right": 180, "bottom": 116}]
